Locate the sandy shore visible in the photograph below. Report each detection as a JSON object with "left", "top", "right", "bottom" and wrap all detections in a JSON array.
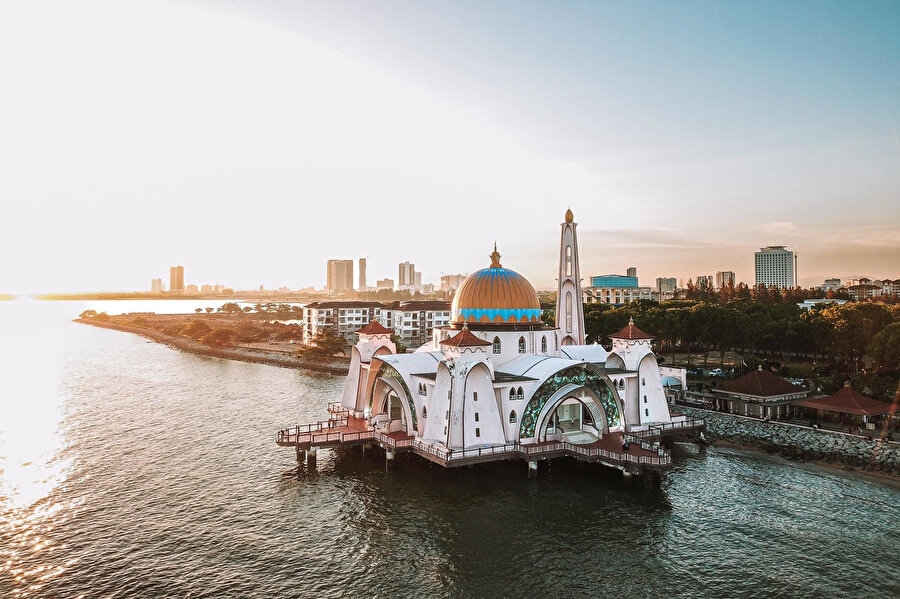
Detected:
[{"left": 77, "top": 318, "right": 349, "bottom": 375}]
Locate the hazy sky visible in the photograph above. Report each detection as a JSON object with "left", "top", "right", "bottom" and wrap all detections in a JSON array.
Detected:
[{"left": 1, "top": 0, "right": 898, "bottom": 293}]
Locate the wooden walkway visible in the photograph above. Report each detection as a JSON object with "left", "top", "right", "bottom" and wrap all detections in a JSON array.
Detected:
[{"left": 275, "top": 403, "right": 705, "bottom": 473}]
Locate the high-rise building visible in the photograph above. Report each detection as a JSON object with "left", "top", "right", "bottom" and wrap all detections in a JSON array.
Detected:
[
  {"left": 626, "top": 266, "right": 637, "bottom": 278},
  {"left": 358, "top": 258, "right": 367, "bottom": 290},
  {"left": 656, "top": 277, "right": 677, "bottom": 293},
  {"left": 440, "top": 274, "right": 466, "bottom": 292},
  {"left": 715, "top": 271, "right": 735, "bottom": 290},
  {"left": 151, "top": 278, "right": 164, "bottom": 293},
  {"left": 169, "top": 266, "right": 184, "bottom": 293},
  {"left": 376, "top": 278, "right": 394, "bottom": 290},
  {"left": 754, "top": 246, "right": 797, "bottom": 289},
  {"left": 696, "top": 275, "right": 713, "bottom": 289},
  {"left": 326, "top": 259, "right": 354, "bottom": 294},
  {"left": 398, "top": 262, "right": 415, "bottom": 287}
]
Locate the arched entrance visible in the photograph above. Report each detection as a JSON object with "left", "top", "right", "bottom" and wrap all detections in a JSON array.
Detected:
[
  {"left": 534, "top": 385, "right": 610, "bottom": 444},
  {"left": 371, "top": 377, "right": 415, "bottom": 434}
]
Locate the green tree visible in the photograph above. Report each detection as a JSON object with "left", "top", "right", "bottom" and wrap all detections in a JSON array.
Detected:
[
  {"left": 298, "top": 332, "right": 347, "bottom": 359},
  {"left": 867, "top": 322, "right": 900, "bottom": 371}
]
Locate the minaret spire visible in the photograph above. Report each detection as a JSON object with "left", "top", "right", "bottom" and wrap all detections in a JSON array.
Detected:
[{"left": 555, "top": 208, "right": 585, "bottom": 345}]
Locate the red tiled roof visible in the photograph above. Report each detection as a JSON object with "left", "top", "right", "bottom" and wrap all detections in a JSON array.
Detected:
[
  {"left": 717, "top": 368, "right": 801, "bottom": 397},
  {"left": 609, "top": 317, "right": 653, "bottom": 340},
  {"left": 794, "top": 386, "right": 896, "bottom": 416},
  {"left": 440, "top": 328, "right": 491, "bottom": 347},
  {"left": 356, "top": 321, "right": 393, "bottom": 335}
]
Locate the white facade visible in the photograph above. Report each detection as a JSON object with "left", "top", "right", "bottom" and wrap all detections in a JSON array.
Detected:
[
  {"left": 338, "top": 212, "right": 677, "bottom": 453},
  {"left": 754, "top": 246, "right": 797, "bottom": 288},
  {"left": 556, "top": 209, "right": 586, "bottom": 346}
]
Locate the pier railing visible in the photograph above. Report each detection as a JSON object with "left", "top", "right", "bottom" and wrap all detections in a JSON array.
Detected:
[
  {"left": 630, "top": 418, "right": 705, "bottom": 439},
  {"left": 277, "top": 424, "right": 673, "bottom": 467}
]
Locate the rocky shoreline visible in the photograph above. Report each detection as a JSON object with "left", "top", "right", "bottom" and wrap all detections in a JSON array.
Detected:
[
  {"left": 77, "top": 318, "right": 349, "bottom": 375},
  {"left": 679, "top": 406, "right": 899, "bottom": 476}
]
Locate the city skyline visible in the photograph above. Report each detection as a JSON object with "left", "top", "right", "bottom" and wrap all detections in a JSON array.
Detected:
[{"left": 1, "top": 1, "right": 898, "bottom": 294}]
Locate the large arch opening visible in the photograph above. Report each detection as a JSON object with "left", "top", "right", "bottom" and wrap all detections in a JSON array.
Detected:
[
  {"left": 371, "top": 377, "right": 415, "bottom": 435},
  {"left": 535, "top": 389, "right": 609, "bottom": 444}
]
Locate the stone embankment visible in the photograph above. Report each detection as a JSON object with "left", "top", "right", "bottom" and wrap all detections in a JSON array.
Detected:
[
  {"left": 77, "top": 319, "right": 349, "bottom": 375},
  {"left": 678, "top": 406, "right": 899, "bottom": 475}
]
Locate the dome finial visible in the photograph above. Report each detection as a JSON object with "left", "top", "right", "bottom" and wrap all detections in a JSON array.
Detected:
[
  {"left": 565, "top": 208, "right": 574, "bottom": 223},
  {"left": 490, "top": 242, "right": 502, "bottom": 268},
  {"left": 628, "top": 316, "right": 634, "bottom": 326}
]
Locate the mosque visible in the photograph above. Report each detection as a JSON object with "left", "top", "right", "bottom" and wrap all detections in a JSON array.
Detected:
[{"left": 278, "top": 210, "right": 703, "bottom": 474}]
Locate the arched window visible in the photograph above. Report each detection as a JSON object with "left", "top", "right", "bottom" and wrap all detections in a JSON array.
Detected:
[
  {"left": 541, "top": 336, "right": 547, "bottom": 353},
  {"left": 565, "top": 245, "right": 572, "bottom": 277},
  {"left": 518, "top": 336, "right": 526, "bottom": 353},
  {"left": 493, "top": 336, "right": 501, "bottom": 354},
  {"left": 422, "top": 406, "right": 427, "bottom": 418},
  {"left": 423, "top": 385, "right": 427, "bottom": 397},
  {"left": 517, "top": 387, "right": 524, "bottom": 400},
  {"left": 565, "top": 292, "right": 573, "bottom": 333},
  {"left": 619, "top": 379, "right": 625, "bottom": 390},
  {"left": 509, "top": 410, "right": 517, "bottom": 423},
  {"left": 509, "top": 388, "right": 516, "bottom": 400}
]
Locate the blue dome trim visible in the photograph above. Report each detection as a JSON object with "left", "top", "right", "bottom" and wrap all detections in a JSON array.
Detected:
[{"left": 458, "top": 308, "right": 542, "bottom": 322}]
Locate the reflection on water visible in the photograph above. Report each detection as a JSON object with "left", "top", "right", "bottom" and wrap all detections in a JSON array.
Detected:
[{"left": 0, "top": 299, "right": 898, "bottom": 598}]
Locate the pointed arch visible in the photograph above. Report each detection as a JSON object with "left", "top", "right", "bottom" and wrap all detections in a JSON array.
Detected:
[
  {"left": 518, "top": 336, "right": 526, "bottom": 353},
  {"left": 541, "top": 335, "right": 547, "bottom": 353},
  {"left": 492, "top": 336, "right": 501, "bottom": 354},
  {"left": 517, "top": 386, "right": 524, "bottom": 400},
  {"left": 509, "top": 410, "right": 517, "bottom": 423}
]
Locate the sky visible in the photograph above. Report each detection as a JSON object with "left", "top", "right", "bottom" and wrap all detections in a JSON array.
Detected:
[{"left": 1, "top": 0, "right": 898, "bottom": 293}]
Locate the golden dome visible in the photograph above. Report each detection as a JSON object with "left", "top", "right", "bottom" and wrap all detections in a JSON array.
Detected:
[
  {"left": 565, "top": 208, "right": 574, "bottom": 223},
  {"left": 451, "top": 245, "right": 541, "bottom": 326}
]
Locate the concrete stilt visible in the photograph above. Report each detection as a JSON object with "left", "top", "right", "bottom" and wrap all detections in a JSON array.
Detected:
[
  {"left": 386, "top": 449, "right": 395, "bottom": 462},
  {"left": 307, "top": 446, "right": 318, "bottom": 467},
  {"left": 528, "top": 460, "right": 538, "bottom": 478},
  {"left": 622, "top": 470, "right": 633, "bottom": 486}
]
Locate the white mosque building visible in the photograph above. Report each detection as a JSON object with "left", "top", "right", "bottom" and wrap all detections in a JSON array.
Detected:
[{"left": 332, "top": 210, "right": 685, "bottom": 455}]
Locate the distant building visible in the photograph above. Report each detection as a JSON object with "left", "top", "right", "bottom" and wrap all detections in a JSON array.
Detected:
[
  {"left": 376, "top": 278, "right": 394, "bottom": 291},
  {"left": 822, "top": 278, "right": 841, "bottom": 292},
  {"left": 584, "top": 274, "right": 652, "bottom": 306},
  {"left": 214, "top": 284, "right": 225, "bottom": 293},
  {"left": 626, "top": 266, "right": 637, "bottom": 278},
  {"left": 754, "top": 246, "right": 797, "bottom": 289},
  {"left": 326, "top": 259, "right": 354, "bottom": 294},
  {"left": 398, "top": 262, "right": 415, "bottom": 287},
  {"left": 303, "top": 301, "right": 384, "bottom": 344},
  {"left": 380, "top": 300, "right": 451, "bottom": 347},
  {"left": 169, "top": 266, "right": 184, "bottom": 293},
  {"left": 440, "top": 274, "right": 466, "bottom": 292},
  {"left": 358, "top": 258, "right": 367, "bottom": 291},
  {"left": 696, "top": 275, "right": 713, "bottom": 289},
  {"left": 655, "top": 277, "right": 677, "bottom": 293},
  {"left": 201, "top": 284, "right": 213, "bottom": 294},
  {"left": 797, "top": 298, "right": 848, "bottom": 310},
  {"left": 715, "top": 271, "right": 735, "bottom": 290},
  {"left": 185, "top": 284, "right": 199, "bottom": 295},
  {"left": 151, "top": 278, "right": 163, "bottom": 293}
]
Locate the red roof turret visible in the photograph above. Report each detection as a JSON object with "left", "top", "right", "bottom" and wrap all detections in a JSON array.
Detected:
[
  {"left": 356, "top": 321, "right": 393, "bottom": 336},
  {"left": 609, "top": 317, "right": 653, "bottom": 340}
]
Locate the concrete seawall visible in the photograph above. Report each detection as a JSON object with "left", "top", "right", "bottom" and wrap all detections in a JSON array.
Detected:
[{"left": 678, "top": 406, "right": 899, "bottom": 475}]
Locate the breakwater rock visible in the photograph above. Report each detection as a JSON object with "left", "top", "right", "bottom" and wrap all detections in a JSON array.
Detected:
[{"left": 678, "top": 406, "right": 899, "bottom": 475}]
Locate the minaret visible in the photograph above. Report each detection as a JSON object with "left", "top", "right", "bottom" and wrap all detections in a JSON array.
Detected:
[{"left": 555, "top": 208, "right": 585, "bottom": 345}]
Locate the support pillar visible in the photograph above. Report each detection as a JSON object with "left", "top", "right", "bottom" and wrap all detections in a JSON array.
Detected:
[
  {"left": 386, "top": 449, "right": 395, "bottom": 462},
  {"left": 307, "top": 446, "right": 318, "bottom": 467},
  {"left": 622, "top": 470, "right": 633, "bottom": 486},
  {"left": 528, "top": 460, "right": 538, "bottom": 478}
]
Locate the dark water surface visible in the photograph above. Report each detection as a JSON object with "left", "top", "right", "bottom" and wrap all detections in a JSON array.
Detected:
[{"left": 1, "top": 300, "right": 898, "bottom": 598}]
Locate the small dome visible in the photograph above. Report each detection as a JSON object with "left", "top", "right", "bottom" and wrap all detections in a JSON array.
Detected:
[{"left": 451, "top": 245, "right": 541, "bottom": 326}]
